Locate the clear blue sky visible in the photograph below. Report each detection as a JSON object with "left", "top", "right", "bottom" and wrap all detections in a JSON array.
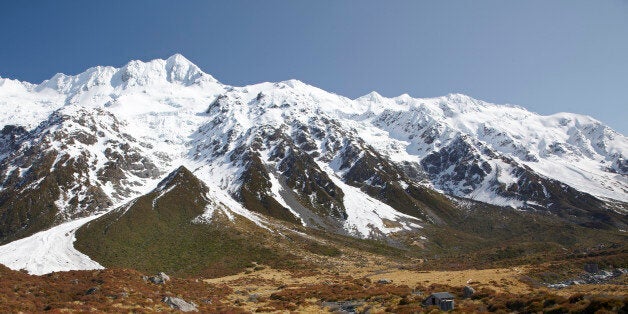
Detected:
[{"left": 1, "top": 1, "right": 627, "bottom": 134}]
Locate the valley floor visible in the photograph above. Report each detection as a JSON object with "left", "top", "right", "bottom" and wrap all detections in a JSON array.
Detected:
[
  {"left": 203, "top": 258, "right": 627, "bottom": 313},
  {"left": 1, "top": 253, "right": 626, "bottom": 313}
]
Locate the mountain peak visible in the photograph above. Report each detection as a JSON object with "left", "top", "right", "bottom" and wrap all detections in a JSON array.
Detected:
[
  {"left": 394, "top": 93, "right": 412, "bottom": 100},
  {"left": 156, "top": 166, "right": 198, "bottom": 191},
  {"left": 164, "top": 54, "right": 214, "bottom": 85},
  {"left": 34, "top": 54, "right": 218, "bottom": 94},
  {"left": 119, "top": 55, "right": 216, "bottom": 86},
  {"left": 359, "top": 91, "right": 384, "bottom": 102},
  {"left": 165, "top": 53, "right": 193, "bottom": 65},
  {"left": 443, "top": 93, "right": 477, "bottom": 102},
  {"left": 278, "top": 79, "right": 306, "bottom": 89},
  {"left": 0, "top": 76, "right": 34, "bottom": 92}
]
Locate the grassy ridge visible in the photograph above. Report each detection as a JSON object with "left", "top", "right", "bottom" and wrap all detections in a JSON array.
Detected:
[{"left": 75, "top": 167, "right": 296, "bottom": 277}]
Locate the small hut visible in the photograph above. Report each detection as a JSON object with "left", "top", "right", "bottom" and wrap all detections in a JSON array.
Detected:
[{"left": 423, "top": 292, "right": 455, "bottom": 310}]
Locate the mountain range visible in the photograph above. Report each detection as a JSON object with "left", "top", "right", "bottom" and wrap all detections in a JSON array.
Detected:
[{"left": 0, "top": 54, "right": 625, "bottom": 276}]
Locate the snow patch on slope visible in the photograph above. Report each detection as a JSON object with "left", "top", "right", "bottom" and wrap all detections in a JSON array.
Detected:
[
  {"left": 186, "top": 161, "right": 272, "bottom": 231},
  {"left": 318, "top": 163, "right": 422, "bottom": 238},
  {"left": 0, "top": 215, "right": 104, "bottom": 275},
  {"left": 267, "top": 170, "right": 305, "bottom": 225}
]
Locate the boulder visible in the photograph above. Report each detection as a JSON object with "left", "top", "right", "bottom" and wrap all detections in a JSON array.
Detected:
[
  {"left": 584, "top": 263, "right": 599, "bottom": 274},
  {"left": 162, "top": 296, "right": 198, "bottom": 312},
  {"left": 148, "top": 272, "right": 170, "bottom": 284},
  {"left": 377, "top": 279, "right": 393, "bottom": 284},
  {"left": 462, "top": 285, "right": 475, "bottom": 298}
]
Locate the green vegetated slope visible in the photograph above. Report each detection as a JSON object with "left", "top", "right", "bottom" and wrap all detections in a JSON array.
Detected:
[
  {"left": 417, "top": 201, "right": 628, "bottom": 269},
  {"left": 75, "top": 166, "right": 300, "bottom": 278}
]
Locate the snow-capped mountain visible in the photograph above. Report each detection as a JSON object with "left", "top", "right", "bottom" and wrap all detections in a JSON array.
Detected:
[
  {"left": 360, "top": 93, "right": 627, "bottom": 205},
  {"left": 0, "top": 55, "right": 626, "bottom": 265}
]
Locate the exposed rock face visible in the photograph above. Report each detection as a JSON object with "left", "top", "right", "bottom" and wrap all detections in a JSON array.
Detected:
[
  {"left": 0, "top": 125, "right": 27, "bottom": 157},
  {"left": 0, "top": 108, "right": 163, "bottom": 244},
  {"left": 421, "top": 135, "right": 493, "bottom": 195},
  {"left": 162, "top": 296, "right": 198, "bottom": 312}
]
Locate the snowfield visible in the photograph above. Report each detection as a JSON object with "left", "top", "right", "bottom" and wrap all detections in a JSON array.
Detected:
[{"left": 0, "top": 215, "right": 104, "bottom": 275}]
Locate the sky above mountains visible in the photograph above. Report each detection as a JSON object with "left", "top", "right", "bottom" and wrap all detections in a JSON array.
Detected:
[{"left": 1, "top": 1, "right": 626, "bottom": 134}]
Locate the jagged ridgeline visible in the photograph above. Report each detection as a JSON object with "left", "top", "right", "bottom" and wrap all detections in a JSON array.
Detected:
[{"left": 0, "top": 55, "right": 627, "bottom": 274}]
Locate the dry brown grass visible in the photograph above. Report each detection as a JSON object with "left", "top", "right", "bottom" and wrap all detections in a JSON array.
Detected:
[
  {"left": 0, "top": 264, "right": 239, "bottom": 313},
  {"left": 2, "top": 249, "right": 626, "bottom": 313}
]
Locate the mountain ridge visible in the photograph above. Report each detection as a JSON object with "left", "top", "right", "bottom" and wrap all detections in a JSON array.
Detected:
[
  {"left": 0, "top": 54, "right": 626, "bottom": 274},
  {"left": 1, "top": 54, "right": 626, "bottom": 208}
]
